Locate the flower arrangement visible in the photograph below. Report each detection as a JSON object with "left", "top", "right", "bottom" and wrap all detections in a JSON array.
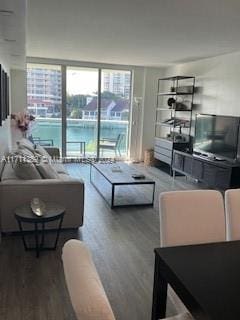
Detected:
[{"left": 11, "top": 111, "right": 35, "bottom": 132}]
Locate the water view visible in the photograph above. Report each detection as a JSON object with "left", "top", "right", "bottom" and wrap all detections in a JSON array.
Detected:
[{"left": 31, "top": 118, "right": 128, "bottom": 157}]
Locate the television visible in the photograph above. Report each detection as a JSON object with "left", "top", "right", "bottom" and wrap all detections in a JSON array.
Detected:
[{"left": 193, "top": 114, "right": 240, "bottom": 161}]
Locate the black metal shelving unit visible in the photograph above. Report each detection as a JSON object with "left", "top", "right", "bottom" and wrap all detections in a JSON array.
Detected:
[{"left": 154, "top": 76, "right": 195, "bottom": 174}]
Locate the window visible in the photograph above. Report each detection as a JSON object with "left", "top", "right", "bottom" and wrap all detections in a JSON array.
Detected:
[
  {"left": 27, "top": 63, "right": 62, "bottom": 151},
  {"left": 27, "top": 63, "right": 132, "bottom": 159}
]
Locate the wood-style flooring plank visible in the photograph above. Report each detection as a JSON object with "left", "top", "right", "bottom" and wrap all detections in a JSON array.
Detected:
[{"left": 0, "top": 163, "right": 205, "bottom": 320}]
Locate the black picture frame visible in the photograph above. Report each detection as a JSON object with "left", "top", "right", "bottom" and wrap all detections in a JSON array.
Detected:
[
  {"left": 0, "top": 64, "right": 2, "bottom": 126},
  {"left": 6, "top": 75, "right": 9, "bottom": 117},
  {"left": 0, "top": 66, "right": 10, "bottom": 126},
  {"left": 2, "top": 70, "right": 6, "bottom": 121},
  {"left": 1, "top": 69, "right": 5, "bottom": 121},
  {"left": 4, "top": 71, "right": 8, "bottom": 118}
]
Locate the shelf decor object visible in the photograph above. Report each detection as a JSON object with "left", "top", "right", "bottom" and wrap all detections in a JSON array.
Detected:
[{"left": 154, "top": 75, "right": 195, "bottom": 174}]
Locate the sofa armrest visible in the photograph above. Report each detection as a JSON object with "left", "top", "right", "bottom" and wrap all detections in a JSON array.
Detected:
[
  {"left": 0, "top": 178, "right": 84, "bottom": 232},
  {"left": 62, "top": 240, "right": 116, "bottom": 320},
  {"left": 44, "top": 147, "right": 60, "bottom": 158}
]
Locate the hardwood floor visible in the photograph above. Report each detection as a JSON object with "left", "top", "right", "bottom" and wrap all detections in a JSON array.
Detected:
[{"left": 0, "top": 163, "right": 204, "bottom": 320}]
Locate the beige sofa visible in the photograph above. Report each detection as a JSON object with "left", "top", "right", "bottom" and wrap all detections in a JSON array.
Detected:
[{"left": 0, "top": 145, "right": 84, "bottom": 233}]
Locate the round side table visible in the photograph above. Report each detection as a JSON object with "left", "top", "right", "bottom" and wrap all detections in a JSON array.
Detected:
[{"left": 15, "top": 202, "right": 65, "bottom": 258}]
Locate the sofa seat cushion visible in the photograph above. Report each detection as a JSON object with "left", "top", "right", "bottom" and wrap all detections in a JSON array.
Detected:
[
  {"left": 58, "top": 173, "right": 73, "bottom": 181},
  {"left": 53, "top": 163, "right": 68, "bottom": 174}
]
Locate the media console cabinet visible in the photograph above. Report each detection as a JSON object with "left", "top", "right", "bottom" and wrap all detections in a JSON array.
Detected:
[{"left": 172, "top": 150, "right": 240, "bottom": 189}]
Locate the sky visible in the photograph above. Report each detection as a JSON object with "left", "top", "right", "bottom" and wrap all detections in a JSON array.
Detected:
[
  {"left": 28, "top": 64, "right": 130, "bottom": 96},
  {"left": 67, "top": 69, "right": 98, "bottom": 95}
]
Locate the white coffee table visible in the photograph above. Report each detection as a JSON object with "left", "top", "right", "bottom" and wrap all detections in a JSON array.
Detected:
[{"left": 90, "top": 162, "right": 155, "bottom": 208}]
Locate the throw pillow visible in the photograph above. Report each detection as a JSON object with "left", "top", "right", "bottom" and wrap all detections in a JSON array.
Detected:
[
  {"left": 12, "top": 159, "right": 42, "bottom": 180},
  {"left": 36, "top": 163, "right": 59, "bottom": 179},
  {"left": 35, "top": 145, "right": 51, "bottom": 162},
  {"left": 16, "top": 148, "right": 37, "bottom": 163},
  {"left": 17, "top": 138, "right": 36, "bottom": 153}
]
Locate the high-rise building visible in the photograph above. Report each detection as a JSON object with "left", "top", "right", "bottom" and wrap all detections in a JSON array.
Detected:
[
  {"left": 103, "top": 72, "right": 131, "bottom": 98},
  {"left": 27, "top": 66, "right": 62, "bottom": 117}
]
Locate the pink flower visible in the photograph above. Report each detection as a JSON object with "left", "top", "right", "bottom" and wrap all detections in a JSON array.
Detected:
[{"left": 11, "top": 112, "right": 35, "bottom": 132}]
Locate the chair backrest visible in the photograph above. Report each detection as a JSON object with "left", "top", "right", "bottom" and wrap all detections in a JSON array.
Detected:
[
  {"left": 159, "top": 190, "right": 226, "bottom": 247},
  {"left": 225, "top": 189, "right": 240, "bottom": 241},
  {"left": 62, "top": 240, "right": 116, "bottom": 320}
]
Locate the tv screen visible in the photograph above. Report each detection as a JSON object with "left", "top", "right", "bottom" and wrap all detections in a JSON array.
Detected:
[{"left": 193, "top": 114, "right": 240, "bottom": 161}]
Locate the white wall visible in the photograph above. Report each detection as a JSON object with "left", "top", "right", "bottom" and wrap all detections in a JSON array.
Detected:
[
  {"left": 129, "top": 67, "right": 145, "bottom": 160},
  {"left": 130, "top": 66, "right": 165, "bottom": 161},
  {"left": 165, "top": 50, "right": 240, "bottom": 117},
  {"left": 141, "top": 67, "right": 165, "bottom": 157},
  {"left": 137, "top": 51, "right": 240, "bottom": 161},
  {"left": 0, "top": 59, "right": 27, "bottom": 155},
  {"left": 10, "top": 69, "right": 27, "bottom": 113}
]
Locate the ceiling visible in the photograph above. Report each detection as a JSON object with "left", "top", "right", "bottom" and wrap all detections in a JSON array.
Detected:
[
  {"left": 0, "top": 0, "right": 26, "bottom": 69},
  {"left": 27, "top": 0, "right": 240, "bottom": 67}
]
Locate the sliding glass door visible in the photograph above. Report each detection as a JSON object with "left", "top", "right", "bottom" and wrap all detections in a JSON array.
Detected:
[
  {"left": 99, "top": 69, "right": 131, "bottom": 158},
  {"left": 66, "top": 67, "right": 98, "bottom": 157},
  {"left": 27, "top": 63, "right": 132, "bottom": 159},
  {"left": 27, "top": 63, "right": 62, "bottom": 151}
]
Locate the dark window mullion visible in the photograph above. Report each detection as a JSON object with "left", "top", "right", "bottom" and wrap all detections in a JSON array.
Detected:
[{"left": 97, "top": 69, "right": 102, "bottom": 160}]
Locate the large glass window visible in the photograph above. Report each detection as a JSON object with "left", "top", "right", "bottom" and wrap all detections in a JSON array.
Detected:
[
  {"left": 66, "top": 67, "right": 98, "bottom": 157},
  {"left": 100, "top": 70, "right": 131, "bottom": 158},
  {"left": 27, "top": 63, "right": 132, "bottom": 159},
  {"left": 27, "top": 64, "right": 62, "bottom": 151}
]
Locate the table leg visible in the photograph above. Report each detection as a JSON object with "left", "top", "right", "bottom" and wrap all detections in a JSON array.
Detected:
[
  {"left": 90, "top": 164, "right": 92, "bottom": 183},
  {"left": 152, "top": 253, "right": 168, "bottom": 320},
  {"left": 152, "top": 183, "right": 156, "bottom": 206},
  {"left": 40, "top": 222, "right": 45, "bottom": 248},
  {"left": 53, "top": 214, "right": 64, "bottom": 249},
  {"left": 111, "top": 185, "right": 115, "bottom": 208},
  {"left": 34, "top": 222, "right": 39, "bottom": 258},
  {"left": 17, "top": 220, "right": 28, "bottom": 250},
  {"left": 54, "top": 216, "right": 64, "bottom": 250}
]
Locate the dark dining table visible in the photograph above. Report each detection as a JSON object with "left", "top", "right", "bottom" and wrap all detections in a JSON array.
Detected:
[{"left": 152, "top": 240, "right": 240, "bottom": 320}]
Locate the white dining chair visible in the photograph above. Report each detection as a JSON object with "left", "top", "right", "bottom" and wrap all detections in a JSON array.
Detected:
[
  {"left": 225, "top": 188, "right": 240, "bottom": 241},
  {"left": 62, "top": 240, "right": 193, "bottom": 320},
  {"left": 159, "top": 190, "right": 226, "bottom": 247},
  {"left": 159, "top": 189, "right": 226, "bottom": 316}
]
